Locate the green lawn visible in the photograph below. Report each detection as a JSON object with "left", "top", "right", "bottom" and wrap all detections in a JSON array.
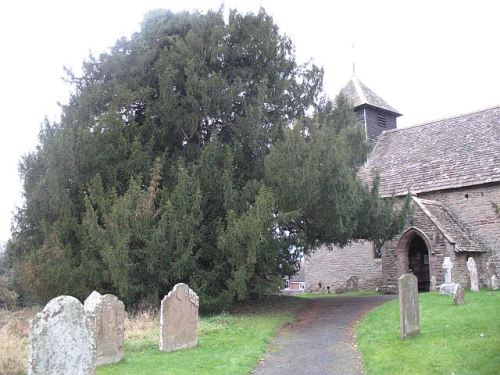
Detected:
[
  {"left": 97, "top": 297, "right": 304, "bottom": 375},
  {"left": 356, "top": 290, "right": 500, "bottom": 375}
]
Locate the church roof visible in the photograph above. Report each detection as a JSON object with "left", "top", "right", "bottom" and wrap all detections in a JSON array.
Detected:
[
  {"left": 359, "top": 105, "right": 500, "bottom": 197},
  {"left": 413, "top": 197, "right": 486, "bottom": 253},
  {"left": 340, "top": 75, "right": 401, "bottom": 115},
  {"left": 289, "top": 262, "right": 305, "bottom": 283}
]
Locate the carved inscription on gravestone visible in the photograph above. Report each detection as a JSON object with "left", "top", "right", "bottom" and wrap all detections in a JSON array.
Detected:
[
  {"left": 398, "top": 274, "right": 420, "bottom": 339},
  {"left": 159, "top": 283, "right": 199, "bottom": 352},
  {"left": 28, "top": 296, "right": 95, "bottom": 375},
  {"left": 84, "top": 291, "right": 125, "bottom": 366}
]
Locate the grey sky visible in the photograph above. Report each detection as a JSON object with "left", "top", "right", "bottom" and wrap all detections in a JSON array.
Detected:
[{"left": 1, "top": 0, "right": 499, "bottom": 243}]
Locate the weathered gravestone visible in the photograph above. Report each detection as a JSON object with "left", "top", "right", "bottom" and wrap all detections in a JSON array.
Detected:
[
  {"left": 430, "top": 276, "right": 437, "bottom": 292},
  {"left": 486, "top": 261, "right": 497, "bottom": 286},
  {"left": 398, "top": 274, "right": 420, "bottom": 339},
  {"left": 159, "top": 283, "right": 199, "bottom": 352},
  {"left": 491, "top": 275, "right": 498, "bottom": 290},
  {"left": 453, "top": 283, "right": 465, "bottom": 305},
  {"left": 28, "top": 296, "right": 95, "bottom": 375},
  {"left": 345, "top": 275, "right": 359, "bottom": 292},
  {"left": 84, "top": 291, "right": 125, "bottom": 366},
  {"left": 439, "top": 257, "right": 456, "bottom": 295},
  {"left": 467, "top": 257, "right": 479, "bottom": 292}
]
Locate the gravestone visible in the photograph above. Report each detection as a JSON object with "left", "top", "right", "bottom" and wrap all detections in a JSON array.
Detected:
[
  {"left": 84, "top": 291, "right": 125, "bottom": 366},
  {"left": 453, "top": 283, "right": 465, "bottom": 305},
  {"left": 28, "top": 295, "right": 95, "bottom": 375},
  {"left": 439, "top": 257, "right": 456, "bottom": 295},
  {"left": 345, "top": 275, "right": 359, "bottom": 292},
  {"left": 430, "top": 276, "right": 437, "bottom": 292},
  {"left": 467, "top": 257, "right": 479, "bottom": 292},
  {"left": 491, "top": 275, "right": 498, "bottom": 290},
  {"left": 159, "top": 283, "right": 199, "bottom": 352},
  {"left": 398, "top": 274, "right": 420, "bottom": 339}
]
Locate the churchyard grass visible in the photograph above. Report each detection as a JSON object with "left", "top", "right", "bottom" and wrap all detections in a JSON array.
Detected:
[
  {"left": 356, "top": 290, "right": 500, "bottom": 375},
  {"left": 97, "top": 296, "right": 304, "bottom": 375}
]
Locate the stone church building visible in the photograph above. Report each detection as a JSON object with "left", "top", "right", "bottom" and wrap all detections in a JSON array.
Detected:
[{"left": 305, "top": 75, "right": 500, "bottom": 292}]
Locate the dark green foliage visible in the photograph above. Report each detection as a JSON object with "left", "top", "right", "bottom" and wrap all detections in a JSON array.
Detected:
[{"left": 8, "top": 8, "right": 406, "bottom": 311}]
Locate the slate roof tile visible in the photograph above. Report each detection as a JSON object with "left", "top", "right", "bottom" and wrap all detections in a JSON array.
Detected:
[
  {"left": 341, "top": 75, "right": 401, "bottom": 115},
  {"left": 359, "top": 105, "right": 500, "bottom": 197},
  {"left": 414, "top": 197, "right": 485, "bottom": 253}
]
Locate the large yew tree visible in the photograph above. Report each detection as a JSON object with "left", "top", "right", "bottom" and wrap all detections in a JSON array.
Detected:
[{"left": 8, "top": 8, "right": 406, "bottom": 311}]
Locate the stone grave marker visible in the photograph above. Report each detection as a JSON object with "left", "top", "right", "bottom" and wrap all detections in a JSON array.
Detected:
[
  {"left": 430, "top": 276, "right": 437, "bottom": 292},
  {"left": 486, "top": 261, "right": 497, "bottom": 282},
  {"left": 491, "top": 275, "right": 498, "bottom": 290},
  {"left": 453, "top": 283, "right": 465, "bottom": 305},
  {"left": 28, "top": 295, "right": 95, "bottom": 375},
  {"left": 84, "top": 291, "right": 125, "bottom": 366},
  {"left": 398, "top": 274, "right": 419, "bottom": 339},
  {"left": 439, "top": 257, "right": 456, "bottom": 295},
  {"left": 159, "top": 283, "right": 199, "bottom": 352},
  {"left": 345, "top": 275, "right": 359, "bottom": 292},
  {"left": 467, "top": 257, "right": 479, "bottom": 292}
]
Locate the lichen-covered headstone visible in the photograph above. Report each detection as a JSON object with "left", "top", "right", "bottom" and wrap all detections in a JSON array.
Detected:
[
  {"left": 28, "top": 295, "right": 95, "bottom": 375},
  {"left": 84, "top": 291, "right": 125, "bottom": 366},
  {"left": 453, "top": 283, "right": 465, "bottom": 305},
  {"left": 430, "top": 276, "right": 437, "bottom": 292},
  {"left": 491, "top": 275, "right": 498, "bottom": 290},
  {"left": 398, "top": 274, "right": 419, "bottom": 339},
  {"left": 159, "top": 283, "right": 199, "bottom": 352},
  {"left": 345, "top": 275, "right": 359, "bottom": 292},
  {"left": 467, "top": 257, "right": 479, "bottom": 292}
]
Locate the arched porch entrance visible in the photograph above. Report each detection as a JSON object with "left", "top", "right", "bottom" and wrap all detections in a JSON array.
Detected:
[{"left": 397, "top": 227, "right": 432, "bottom": 291}]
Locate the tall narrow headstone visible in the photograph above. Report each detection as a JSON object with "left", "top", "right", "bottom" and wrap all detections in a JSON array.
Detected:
[
  {"left": 439, "top": 257, "right": 456, "bottom": 295},
  {"left": 28, "top": 296, "right": 95, "bottom": 375},
  {"left": 84, "top": 291, "right": 125, "bottom": 366},
  {"left": 430, "top": 276, "right": 437, "bottom": 292},
  {"left": 398, "top": 274, "right": 420, "bottom": 339},
  {"left": 453, "top": 283, "right": 465, "bottom": 305},
  {"left": 491, "top": 275, "right": 498, "bottom": 290},
  {"left": 467, "top": 257, "right": 479, "bottom": 292},
  {"left": 159, "top": 283, "right": 199, "bottom": 352}
]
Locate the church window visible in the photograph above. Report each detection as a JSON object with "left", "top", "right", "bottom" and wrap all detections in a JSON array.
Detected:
[
  {"left": 376, "top": 114, "right": 387, "bottom": 127},
  {"left": 373, "top": 240, "right": 383, "bottom": 258}
]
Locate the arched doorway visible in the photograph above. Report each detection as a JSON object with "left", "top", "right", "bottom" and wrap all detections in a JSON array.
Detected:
[
  {"left": 396, "top": 227, "right": 431, "bottom": 291},
  {"left": 408, "top": 236, "right": 430, "bottom": 291}
]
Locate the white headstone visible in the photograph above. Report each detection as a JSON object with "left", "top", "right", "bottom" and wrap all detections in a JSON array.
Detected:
[
  {"left": 28, "top": 296, "right": 95, "bottom": 375},
  {"left": 490, "top": 275, "right": 498, "bottom": 290},
  {"left": 443, "top": 257, "right": 453, "bottom": 283},
  {"left": 439, "top": 257, "right": 457, "bottom": 295},
  {"left": 160, "top": 283, "right": 199, "bottom": 352},
  {"left": 84, "top": 291, "right": 125, "bottom": 366},
  {"left": 467, "top": 257, "right": 479, "bottom": 292}
]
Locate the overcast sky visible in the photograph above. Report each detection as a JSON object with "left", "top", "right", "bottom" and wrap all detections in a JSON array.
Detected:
[{"left": 1, "top": 0, "right": 499, "bottom": 244}]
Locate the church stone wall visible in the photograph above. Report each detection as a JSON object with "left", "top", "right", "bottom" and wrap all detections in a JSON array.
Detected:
[
  {"left": 305, "top": 241, "right": 383, "bottom": 291},
  {"left": 381, "top": 201, "right": 478, "bottom": 289},
  {"left": 420, "top": 183, "right": 500, "bottom": 262}
]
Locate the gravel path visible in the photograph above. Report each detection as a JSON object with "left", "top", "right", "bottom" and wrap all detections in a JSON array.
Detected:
[{"left": 253, "top": 295, "right": 395, "bottom": 375}]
